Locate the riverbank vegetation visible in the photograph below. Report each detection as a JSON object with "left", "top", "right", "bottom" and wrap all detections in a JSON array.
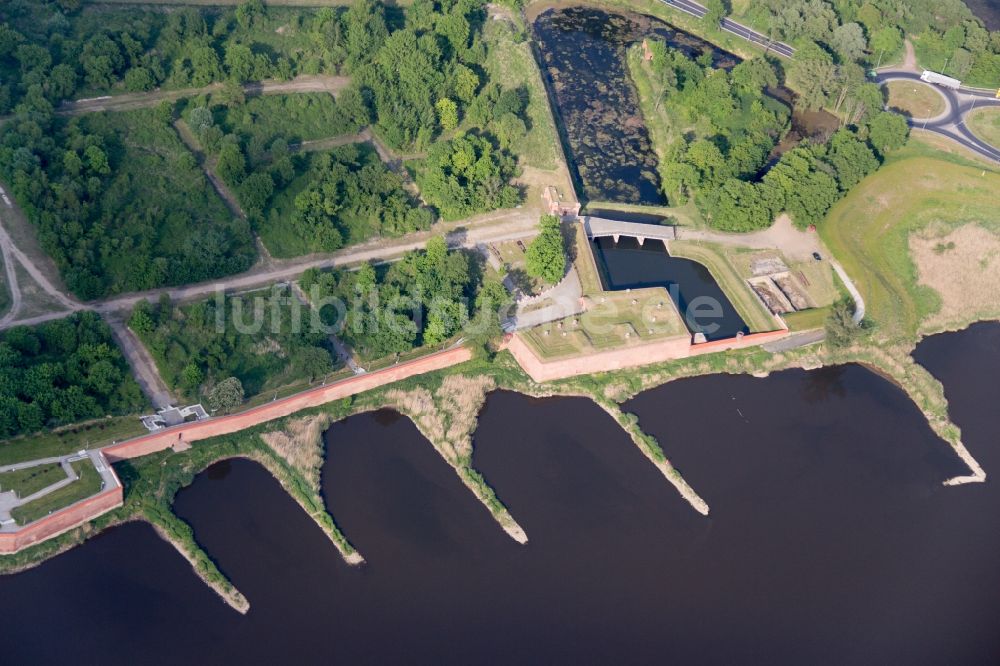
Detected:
[
  {"left": 129, "top": 286, "right": 340, "bottom": 405},
  {"left": 0, "top": 106, "right": 256, "bottom": 299},
  {"left": 0, "top": 312, "right": 146, "bottom": 440}
]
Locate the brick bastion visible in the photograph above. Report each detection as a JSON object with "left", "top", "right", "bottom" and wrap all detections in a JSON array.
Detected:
[
  {"left": 504, "top": 329, "right": 789, "bottom": 382},
  {"left": 0, "top": 481, "right": 123, "bottom": 555}
]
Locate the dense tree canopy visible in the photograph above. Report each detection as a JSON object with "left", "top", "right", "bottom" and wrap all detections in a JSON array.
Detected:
[
  {"left": 416, "top": 133, "right": 520, "bottom": 220},
  {"left": 0, "top": 312, "right": 146, "bottom": 439},
  {"left": 0, "top": 105, "right": 255, "bottom": 299},
  {"left": 0, "top": 0, "right": 356, "bottom": 114},
  {"left": 525, "top": 215, "right": 567, "bottom": 284},
  {"left": 299, "top": 237, "right": 496, "bottom": 360}
]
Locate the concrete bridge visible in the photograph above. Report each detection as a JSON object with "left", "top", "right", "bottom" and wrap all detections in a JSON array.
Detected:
[{"left": 583, "top": 216, "right": 676, "bottom": 245}]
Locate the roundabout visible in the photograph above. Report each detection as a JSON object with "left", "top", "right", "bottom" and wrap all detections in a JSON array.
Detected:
[{"left": 875, "top": 70, "right": 1000, "bottom": 163}]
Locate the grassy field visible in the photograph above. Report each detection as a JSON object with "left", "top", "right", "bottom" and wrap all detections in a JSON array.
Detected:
[
  {"left": 967, "top": 107, "right": 1000, "bottom": 149},
  {"left": 783, "top": 306, "right": 831, "bottom": 332},
  {"left": 209, "top": 93, "right": 361, "bottom": 162},
  {"left": 667, "top": 240, "right": 779, "bottom": 333},
  {"left": 10, "top": 461, "right": 104, "bottom": 526},
  {"left": 483, "top": 15, "right": 561, "bottom": 171},
  {"left": 571, "top": 223, "right": 603, "bottom": 295},
  {"left": 136, "top": 286, "right": 342, "bottom": 403},
  {"left": 819, "top": 138, "right": 1000, "bottom": 341},
  {"left": 522, "top": 289, "right": 688, "bottom": 359},
  {"left": 0, "top": 417, "right": 146, "bottom": 468},
  {"left": 885, "top": 81, "right": 947, "bottom": 118},
  {"left": 0, "top": 464, "right": 66, "bottom": 499}
]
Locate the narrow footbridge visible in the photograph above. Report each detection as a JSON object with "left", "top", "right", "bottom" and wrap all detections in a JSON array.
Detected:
[{"left": 583, "top": 217, "right": 676, "bottom": 245}]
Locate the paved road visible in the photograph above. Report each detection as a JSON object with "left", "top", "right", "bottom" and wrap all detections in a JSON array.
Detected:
[
  {"left": 876, "top": 70, "right": 1000, "bottom": 163},
  {"left": 762, "top": 329, "right": 825, "bottom": 352},
  {"left": 657, "top": 0, "right": 795, "bottom": 58},
  {"left": 831, "top": 260, "right": 865, "bottom": 325}
]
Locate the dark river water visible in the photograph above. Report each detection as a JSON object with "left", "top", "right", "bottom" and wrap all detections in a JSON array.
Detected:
[
  {"left": 2, "top": 325, "right": 1000, "bottom": 663},
  {"left": 593, "top": 236, "right": 748, "bottom": 339}
]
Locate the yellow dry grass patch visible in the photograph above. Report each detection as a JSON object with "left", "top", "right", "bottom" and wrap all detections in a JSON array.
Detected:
[
  {"left": 260, "top": 414, "right": 331, "bottom": 491},
  {"left": 911, "top": 224, "right": 1000, "bottom": 332},
  {"left": 381, "top": 374, "right": 497, "bottom": 462}
]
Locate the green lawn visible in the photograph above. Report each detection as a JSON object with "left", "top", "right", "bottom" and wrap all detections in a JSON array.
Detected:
[
  {"left": 818, "top": 139, "right": 1000, "bottom": 342},
  {"left": 0, "top": 464, "right": 67, "bottom": 499},
  {"left": 967, "top": 107, "right": 1000, "bottom": 150},
  {"left": 667, "top": 240, "right": 778, "bottom": 333},
  {"left": 10, "top": 460, "right": 105, "bottom": 526},
  {"left": 522, "top": 289, "right": 689, "bottom": 359},
  {"left": 783, "top": 306, "right": 831, "bottom": 332},
  {"left": 885, "top": 81, "right": 946, "bottom": 119},
  {"left": 210, "top": 93, "right": 362, "bottom": 163}
]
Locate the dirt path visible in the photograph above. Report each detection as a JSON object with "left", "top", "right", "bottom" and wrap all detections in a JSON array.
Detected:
[
  {"left": 0, "top": 230, "right": 21, "bottom": 327},
  {"left": 174, "top": 120, "right": 246, "bottom": 220},
  {"left": 677, "top": 214, "right": 823, "bottom": 262},
  {"left": 0, "top": 209, "right": 540, "bottom": 332},
  {"left": 53, "top": 75, "right": 350, "bottom": 117},
  {"left": 902, "top": 39, "right": 918, "bottom": 72},
  {"left": 0, "top": 210, "right": 81, "bottom": 317},
  {"left": 104, "top": 314, "right": 175, "bottom": 410}
]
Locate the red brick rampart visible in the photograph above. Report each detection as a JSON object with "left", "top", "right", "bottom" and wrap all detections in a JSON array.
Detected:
[
  {"left": 0, "top": 485, "right": 123, "bottom": 554},
  {"left": 505, "top": 328, "right": 789, "bottom": 382},
  {"left": 104, "top": 345, "right": 473, "bottom": 462}
]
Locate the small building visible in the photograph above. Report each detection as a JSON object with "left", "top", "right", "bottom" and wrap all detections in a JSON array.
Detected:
[
  {"left": 140, "top": 404, "right": 210, "bottom": 431},
  {"left": 542, "top": 186, "right": 580, "bottom": 219}
]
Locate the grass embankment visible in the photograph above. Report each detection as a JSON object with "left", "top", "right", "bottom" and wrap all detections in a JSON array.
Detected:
[
  {"left": 885, "top": 81, "right": 947, "bottom": 118},
  {"left": 482, "top": 14, "right": 561, "bottom": 171},
  {"left": 819, "top": 139, "right": 1000, "bottom": 341},
  {"left": 0, "top": 253, "right": 10, "bottom": 319},
  {"left": 667, "top": 240, "right": 778, "bottom": 333},
  {"left": 0, "top": 464, "right": 66, "bottom": 499},
  {"left": 10, "top": 461, "right": 103, "bottom": 526},
  {"left": 782, "top": 306, "right": 831, "bottom": 332},
  {"left": 966, "top": 107, "right": 1000, "bottom": 149},
  {"left": 0, "top": 417, "right": 145, "bottom": 468}
]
